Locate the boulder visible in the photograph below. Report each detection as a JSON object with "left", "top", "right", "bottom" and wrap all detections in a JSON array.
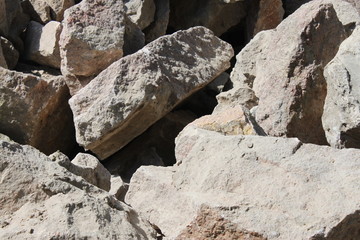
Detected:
[
  {"left": 322, "top": 26, "right": 360, "bottom": 148},
  {"left": 0, "top": 136, "right": 156, "bottom": 239},
  {"left": 220, "top": 0, "right": 358, "bottom": 145},
  {"left": 0, "top": 37, "right": 19, "bottom": 69},
  {"left": 0, "top": 42, "right": 7, "bottom": 68},
  {"left": 0, "top": 67, "right": 76, "bottom": 155},
  {"left": 168, "top": 0, "right": 246, "bottom": 36},
  {"left": 124, "top": 0, "right": 156, "bottom": 30},
  {"left": 59, "top": 0, "right": 125, "bottom": 77},
  {"left": 109, "top": 175, "right": 128, "bottom": 201},
  {"left": 27, "top": 0, "right": 75, "bottom": 23},
  {"left": 126, "top": 125, "right": 360, "bottom": 239},
  {"left": 123, "top": 15, "right": 145, "bottom": 56},
  {"left": 69, "top": 26, "right": 233, "bottom": 160},
  {"left": 24, "top": 21, "right": 62, "bottom": 69},
  {"left": 344, "top": 0, "right": 360, "bottom": 13},
  {"left": 143, "top": 0, "right": 170, "bottom": 43}
]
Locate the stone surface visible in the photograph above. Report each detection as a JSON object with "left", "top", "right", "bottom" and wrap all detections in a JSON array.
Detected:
[
  {"left": 28, "top": 0, "right": 75, "bottom": 22},
  {"left": 127, "top": 125, "right": 360, "bottom": 239},
  {"left": 25, "top": 21, "right": 62, "bottom": 69},
  {"left": 71, "top": 153, "right": 111, "bottom": 191},
  {"left": 322, "top": 26, "right": 360, "bottom": 148},
  {"left": 123, "top": 14, "right": 145, "bottom": 56},
  {"left": 143, "top": 0, "right": 170, "bottom": 43},
  {"left": 0, "top": 67, "right": 76, "bottom": 155},
  {"left": 59, "top": 0, "right": 125, "bottom": 77},
  {"left": 109, "top": 175, "right": 128, "bottom": 201},
  {"left": 69, "top": 26, "right": 233, "bottom": 160},
  {"left": 221, "top": 0, "right": 358, "bottom": 145},
  {"left": 169, "top": 0, "right": 247, "bottom": 36},
  {"left": 0, "top": 42, "right": 7, "bottom": 69},
  {"left": 0, "top": 37, "right": 19, "bottom": 69},
  {"left": 0, "top": 137, "right": 156, "bottom": 239},
  {"left": 124, "top": 0, "right": 156, "bottom": 30}
]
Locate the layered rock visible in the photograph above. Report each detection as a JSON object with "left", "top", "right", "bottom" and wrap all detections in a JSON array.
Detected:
[
  {"left": 0, "top": 136, "right": 156, "bottom": 239},
  {"left": 24, "top": 21, "right": 62, "bottom": 69},
  {"left": 69, "top": 27, "right": 233, "bottom": 160},
  {"left": 0, "top": 67, "right": 76, "bottom": 155},
  {"left": 322, "top": 26, "right": 360, "bottom": 148},
  {"left": 220, "top": 0, "right": 358, "bottom": 145},
  {"left": 124, "top": 0, "right": 156, "bottom": 30},
  {"left": 59, "top": 0, "right": 125, "bottom": 78},
  {"left": 127, "top": 125, "right": 360, "bottom": 239}
]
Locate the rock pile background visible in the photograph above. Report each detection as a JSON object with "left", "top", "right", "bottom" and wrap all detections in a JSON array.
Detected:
[{"left": 1, "top": 0, "right": 360, "bottom": 239}]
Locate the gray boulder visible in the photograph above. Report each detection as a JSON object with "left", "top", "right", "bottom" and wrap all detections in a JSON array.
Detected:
[{"left": 124, "top": 0, "right": 156, "bottom": 30}]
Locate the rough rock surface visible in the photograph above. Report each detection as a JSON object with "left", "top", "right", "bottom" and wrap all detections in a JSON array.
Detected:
[
  {"left": 127, "top": 125, "right": 360, "bottom": 239},
  {"left": 0, "top": 137, "right": 156, "bottom": 239},
  {"left": 69, "top": 27, "right": 234, "bottom": 160},
  {"left": 143, "top": 0, "right": 170, "bottom": 43},
  {"left": 0, "top": 37, "right": 19, "bottom": 69},
  {"left": 169, "top": 0, "right": 247, "bottom": 36},
  {"left": 0, "top": 42, "right": 7, "bottom": 68},
  {"left": 221, "top": 0, "right": 357, "bottom": 145},
  {"left": 322, "top": 26, "right": 360, "bottom": 148},
  {"left": 25, "top": 21, "right": 62, "bottom": 69},
  {"left": 59, "top": 0, "right": 125, "bottom": 77},
  {"left": 0, "top": 67, "right": 76, "bottom": 155},
  {"left": 124, "top": 0, "right": 156, "bottom": 30},
  {"left": 109, "top": 175, "right": 128, "bottom": 201},
  {"left": 29, "top": 0, "right": 74, "bottom": 23}
]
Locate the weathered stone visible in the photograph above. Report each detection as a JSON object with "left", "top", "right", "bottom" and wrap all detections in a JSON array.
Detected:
[
  {"left": 24, "top": 21, "right": 62, "bottom": 69},
  {"left": 143, "top": 0, "right": 170, "bottom": 43},
  {"left": 169, "top": 0, "right": 246, "bottom": 36},
  {"left": 109, "top": 175, "right": 128, "bottom": 201},
  {"left": 127, "top": 125, "right": 360, "bottom": 239},
  {"left": 0, "top": 37, "right": 19, "bottom": 69},
  {"left": 221, "top": 0, "right": 357, "bottom": 145},
  {"left": 71, "top": 153, "right": 111, "bottom": 191},
  {"left": 28, "top": 0, "right": 74, "bottom": 23},
  {"left": 59, "top": 0, "right": 125, "bottom": 77},
  {"left": 322, "top": 27, "right": 360, "bottom": 148},
  {"left": 124, "top": 0, "right": 156, "bottom": 30},
  {"left": 69, "top": 27, "right": 233, "bottom": 160},
  {"left": 0, "top": 137, "right": 156, "bottom": 239},
  {"left": 0, "top": 67, "right": 76, "bottom": 155},
  {"left": 344, "top": 0, "right": 360, "bottom": 13}
]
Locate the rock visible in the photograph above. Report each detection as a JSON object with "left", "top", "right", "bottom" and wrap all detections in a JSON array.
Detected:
[
  {"left": 28, "top": 0, "right": 74, "bottom": 23},
  {"left": 59, "top": 0, "right": 125, "bottom": 77},
  {"left": 124, "top": 0, "right": 156, "bottom": 30},
  {"left": 104, "top": 110, "right": 197, "bottom": 181},
  {"left": 0, "top": 42, "right": 7, "bottom": 68},
  {"left": 0, "top": 37, "right": 19, "bottom": 69},
  {"left": 322, "top": 26, "right": 360, "bottom": 148},
  {"left": 24, "top": 21, "right": 62, "bottom": 69},
  {"left": 126, "top": 125, "right": 360, "bottom": 239},
  {"left": 221, "top": 0, "right": 357, "bottom": 145},
  {"left": 71, "top": 153, "right": 111, "bottom": 191},
  {"left": 109, "top": 175, "right": 128, "bottom": 201},
  {"left": 0, "top": 67, "right": 76, "bottom": 155},
  {"left": 69, "top": 26, "right": 233, "bottom": 160},
  {"left": 0, "top": 136, "right": 156, "bottom": 239},
  {"left": 28, "top": 0, "right": 51, "bottom": 23},
  {"left": 123, "top": 15, "right": 145, "bottom": 56},
  {"left": 143, "top": 0, "right": 170, "bottom": 43},
  {"left": 169, "top": 0, "right": 246, "bottom": 36},
  {"left": 344, "top": 0, "right": 360, "bottom": 13}
]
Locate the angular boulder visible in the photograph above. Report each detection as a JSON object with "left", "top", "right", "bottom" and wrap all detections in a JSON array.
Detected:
[
  {"left": 0, "top": 136, "right": 156, "bottom": 239},
  {"left": 221, "top": 0, "right": 358, "bottom": 145},
  {"left": 322, "top": 26, "right": 360, "bottom": 148},
  {"left": 126, "top": 125, "right": 360, "bottom": 239},
  {"left": 59, "top": 0, "right": 125, "bottom": 77},
  {"left": 0, "top": 67, "right": 76, "bottom": 155},
  {"left": 29, "top": 0, "right": 75, "bottom": 23},
  {"left": 124, "top": 0, "right": 156, "bottom": 30},
  {"left": 69, "top": 27, "right": 233, "bottom": 160},
  {"left": 24, "top": 21, "right": 62, "bottom": 69}
]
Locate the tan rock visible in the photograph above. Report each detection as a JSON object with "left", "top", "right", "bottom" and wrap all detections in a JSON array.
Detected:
[
  {"left": 124, "top": 0, "right": 156, "bottom": 30},
  {"left": 28, "top": 0, "right": 74, "bottom": 23},
  {"left": 24, "top": 21, "right": 62, "bottom": 69},
  {"left": 0, "top": 37, "right": 19, "bottom": 69},
  {"left": 109, "top": 175, "right": 128, "bottom": 201},
  {"left": 69, "top": 27, "right": 233, "bottom": 160}
]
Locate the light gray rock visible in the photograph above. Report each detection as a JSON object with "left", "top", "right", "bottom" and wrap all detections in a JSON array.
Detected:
[
  {"left": 0, "top": 67, "right": 76, "bottom": 155},
  {"left": 25, "top": 21, "right": 62, "bottom": 69},
  {"left": 59, "top": 0, "right": 125, "bottom": 77},
  {"left": 124, "top": 0, "right": 156, "bottom": 30},
  {"left": 143, "top": 0, "right": 170, "bottom": 43},
  {"left": 69, "top": 26, "right": 234, "bottom": 160},
  {"left": 109, "top": 175, "right": 128, "bottom": 201},
  {"left": 221, "top": 0, "right": 358, "bottom": 145},
  {"left": 0, "top": 37, "right": 19, "bottom": 69},
  {"left": 126, "top": 125, "right": 360, "bottom": 239},
  {"left": 0, "top": 137, "right": 156, "bottom": 239},
  {"left": 322, "top": 26, "right": 360, "bottom": 148}
]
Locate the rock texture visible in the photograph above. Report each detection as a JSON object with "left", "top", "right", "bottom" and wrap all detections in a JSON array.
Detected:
[
  {"left": 143, "top": 0, "right": 169, "bottom": 43},
  {"left": 29, "top": 0, "right": 74, "bottom": 23},
  {"left": 221, "top": 0, "right": 358, "bottom": 145},
  {"left": 25, "top": 21, "right": 62, "bottom": 69},
  {"left": 0, "top": 42, "right": 7, "bottom": 68},
  {"left": 124, "top": 0, "right": 156, "bottom": 30},
  {"left": 127, "top": 125, "right": 360, "bottom": 239},
  {"left": 59, "top": 0, "right": 125, "bottom": 77},
  {"left": 322, "top": 26, "right": 360, "bottom": 148},
  {"left": 0, "top": 37, "right": 19, "bottom": 69},
  {"left": 0, "top": 67, "right": 76, "bottom": 155},
  {"left": 69, "top": 27, "right": 233, "bottom": 160},
  {"left": 0, "top": 136, "right": 156, "bottom": 239}
]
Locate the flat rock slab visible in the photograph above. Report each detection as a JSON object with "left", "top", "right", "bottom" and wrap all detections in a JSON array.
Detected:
[
  {"left": 127, "top": 125, "right": 360, "bottom": 239},
  {"left": 69, "top": 26, "right": 233, "bottom": 160}
]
